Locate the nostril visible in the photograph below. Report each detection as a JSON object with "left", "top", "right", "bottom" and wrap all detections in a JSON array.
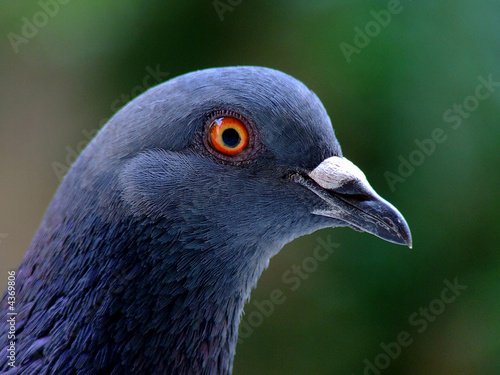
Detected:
[
  {"left": 352, "top": 194, "right": 371, "bottom": 202},
  {"left": 336, "top": 193, "right": 371, "bottom": 202}
]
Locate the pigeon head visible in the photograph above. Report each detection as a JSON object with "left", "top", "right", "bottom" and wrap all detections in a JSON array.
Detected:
[
  {"left": 83, "top": 66, "right": 410, "bottom": 256},
  {"left": 2, "top": 67, "right": 411, "bottom": 374}
]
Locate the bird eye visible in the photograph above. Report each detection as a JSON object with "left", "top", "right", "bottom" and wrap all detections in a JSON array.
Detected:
[{"left": 209, "top": 117, "right": 249, "bottom": 155}]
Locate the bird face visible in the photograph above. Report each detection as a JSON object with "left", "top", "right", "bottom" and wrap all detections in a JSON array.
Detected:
[{"left": 111, "top": 67, "right": 411, "bottom": 261}]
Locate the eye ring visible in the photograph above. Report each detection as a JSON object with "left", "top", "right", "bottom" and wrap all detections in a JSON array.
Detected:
[
  {"left": 209, "top": 117, "right": 249, "bottom": 155},
  {"left": 203, "top": 111, "right": 260, "bottom": 162}
]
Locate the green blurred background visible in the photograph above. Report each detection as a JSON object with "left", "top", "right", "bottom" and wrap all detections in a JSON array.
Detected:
[{"left": 1, "top": 1, "right": 499, "bottom": 374}]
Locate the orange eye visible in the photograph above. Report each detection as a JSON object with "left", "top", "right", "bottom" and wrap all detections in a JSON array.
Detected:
[{"left": 209, "top": 117, "right": 249, "bottom": 155}]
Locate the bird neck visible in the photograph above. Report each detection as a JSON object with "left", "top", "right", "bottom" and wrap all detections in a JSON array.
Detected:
[
  {"left": 25, "top": 208, "right": 261, "bottom": 374},
  {"left": 116, "top": 221, "right": 250, "bottom": 374}
]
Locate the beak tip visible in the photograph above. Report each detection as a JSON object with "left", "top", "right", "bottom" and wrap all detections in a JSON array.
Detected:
[
  {"left": 379, "top": 213, "right": 412, "bottom": 249},
  {"left": 390, "top": 232, "right": 412, "bottom": 249},
  {"left": 406, "top": 238, "right": 413, "bottom": 249},
  {"left": 396, "top": 216, "right": 412, "bottom": 249},
  {"left": 398, "top": 220, "right": 412, "bottom": 249}
]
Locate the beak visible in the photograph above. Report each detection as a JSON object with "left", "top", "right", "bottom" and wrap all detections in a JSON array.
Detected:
[{"left": 292, "top": 156, "right": 412, "bottom": 248}]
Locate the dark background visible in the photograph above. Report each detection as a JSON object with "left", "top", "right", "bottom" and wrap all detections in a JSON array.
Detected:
[{"left": 1, "top": 1, "right": 499, "bottom": 374}]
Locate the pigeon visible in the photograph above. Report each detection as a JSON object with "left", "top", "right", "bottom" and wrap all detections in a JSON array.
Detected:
[{"left": 0, "top": 66, "right": 411, "bottom": 375}]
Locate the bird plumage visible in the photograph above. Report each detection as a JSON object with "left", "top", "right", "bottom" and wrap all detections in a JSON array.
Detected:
[{"left": 1, "top": 66, "right": 410, "bottom": 374}]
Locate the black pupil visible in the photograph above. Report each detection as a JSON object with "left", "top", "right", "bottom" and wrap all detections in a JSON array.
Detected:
[{"left": 222, "top": 128, "right": 241, "bottom": 148}]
